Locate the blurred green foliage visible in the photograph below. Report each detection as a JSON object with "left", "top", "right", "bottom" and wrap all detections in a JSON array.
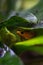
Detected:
[
  {"left": 0, "top": 0, "right": 43, "bottom": 22},
  {"left": 0, "top": 0, "right": 43, "bottom": 65},
  {"left": 0, "top": 52, "right": 23, "bottom": 65}
]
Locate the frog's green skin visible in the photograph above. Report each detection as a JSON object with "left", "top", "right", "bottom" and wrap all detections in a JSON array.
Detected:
[{"left": 0, "top": 27, "right": 17, "bottom": 47}]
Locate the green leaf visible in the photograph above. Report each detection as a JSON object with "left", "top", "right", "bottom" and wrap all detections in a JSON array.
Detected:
[
  {"left": 0, "top": 16, "right": 35, "bottom": 29},
  {"left": 0, "top": 52, "right": 23, "bottom": 65},
  {"left": 18, "top": 11, "right": 37, "bottom": 23}
]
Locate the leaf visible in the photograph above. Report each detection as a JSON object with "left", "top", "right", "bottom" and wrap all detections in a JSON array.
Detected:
[
  {"left": 18, "top": 11, "right": 37, "bottom": 23},
  {"left": 0, "top": 16, "right": 35, "bottom": 29},
  {"left": 0, "top": 52, "right": 23, "bottom": 65}
]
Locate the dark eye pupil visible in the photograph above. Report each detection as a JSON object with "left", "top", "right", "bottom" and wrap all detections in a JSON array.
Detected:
[{"left": 21, "top": 32, "right": 24, "bottom": 34}]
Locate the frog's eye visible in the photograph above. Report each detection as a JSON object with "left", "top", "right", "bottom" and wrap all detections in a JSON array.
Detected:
[
  {"left": 17, "top": 30, "right": 24, "bottom": 34},
  {"left": 21, "top": 31, "right": 24, "bottom": 34}
]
